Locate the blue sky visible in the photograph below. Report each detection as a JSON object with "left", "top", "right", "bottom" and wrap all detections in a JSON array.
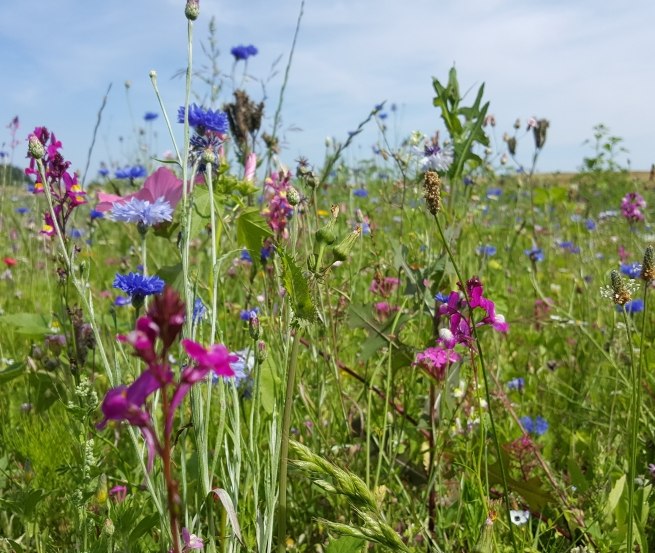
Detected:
[{"left": 1, "top": 0, "right": 653, "bottom": 179}]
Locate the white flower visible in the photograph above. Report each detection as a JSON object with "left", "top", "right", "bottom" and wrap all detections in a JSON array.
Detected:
[{"left": 509, "top": 509, "right": 530, "bottom": 526}]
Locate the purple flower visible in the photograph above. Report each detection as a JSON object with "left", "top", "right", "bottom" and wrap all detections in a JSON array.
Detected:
[
  {"left": 476, "top": 245, "right": 497, "bottom": 257},
  {"left": 230, "top": 44, "right": 258, "bottom": 61},
  {"left": 144, "top": 112, "right": 158, "bottom": 122},
  {"left": 353, "top": 188, "right": 368, "bottom": 198},
  {"left": 525, "top": 247, "right": 544, "bottom": 262},
  {"left": 413, "top": 346, "right": 460, "bottom": 381},
  {"left": 617, "top": 298, "right": 644, "bottom": 314},
  {"left": 113, "top": 273, "right": 165, "bottom": 305},
  {"left": 620, "top": 262, "right": 642, "bottom": 279},
  {"left": 193, "top": 298, "right": 206, "bottom": 324},
  {"left": 115, "top": 165, "right": 147, "bottom": 180},
  {"left": 520, "top": 415, "right": 548, "bottom": 436},
  {"left": 621, "top": 192, "right": 646, "bottom": 223},
  {"left": 90, "top": 209, "right": 104, "bottom": 220},
  {"left": 110, "top": 197, "right": 174, "bottom": 226},
  {"left": 240, "top": 307, "right": 259, "bottom": 321},
  {"left": 557, "top": 241, "right": 580, "bottom": 254},
  {"left": 507, "top": 377, "right": 525, "bottom": 391}
]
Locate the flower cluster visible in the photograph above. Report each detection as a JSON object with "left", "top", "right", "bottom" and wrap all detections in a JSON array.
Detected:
[
  {"left": 261, "top": 169, "right": 294, "bottom": 239},
  {"left": 25, "top": 127, "right": 87, "bottom": 237},
  {"left": 230, "top": 44, "right": 258, "bottom": 61},
  {"left": 178, "top": 104, "right": 229, "bottom": 171},
  {"left": 415, "top": 277, "right": 508, "bottom": 381},
  {"left": 97, "top": 287, "right": 236, "bottom": 548},
  {"left": 621, "top": 192, "right": 646, "bottom": 223}
]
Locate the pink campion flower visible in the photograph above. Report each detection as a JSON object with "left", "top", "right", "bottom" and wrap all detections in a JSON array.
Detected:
[
  {"left": 180, "top": 340, "right": 238, "bottom": 383},
  {"left": 369, "top": 276, "right": 400, "bottom": 298},
  {"left": 414, "top": 346, "right": 460, "bottom": 381},
  {"left": 621, "top": 192, "right": 646, "bottom": 223},
  {"left": 374, "top": 301, "right": 398, "bottom": 319},
  {"left": 244, "top": 152, "right": 256, "bottom": 182},
  {"left": 95, "top": 167, "right": 183, "bottom": 213},
  {"left": 181, "top": 528, "right": 204, "bottom": 550}
]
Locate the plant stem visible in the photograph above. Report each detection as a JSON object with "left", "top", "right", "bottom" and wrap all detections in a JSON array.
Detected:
[{"left": 277, "top": 330, "right": 301, "bottom": 553}]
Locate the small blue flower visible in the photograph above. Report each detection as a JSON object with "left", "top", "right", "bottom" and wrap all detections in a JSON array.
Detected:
[
  {"left": 115, "top": 165, "right": 147, "bottom": 180},
  {"left": 525, "top": 248, "right": 544, "bottom": 262},
  {"left": 240, "top": 249, "right": 253, "bottom": 262},
  {"left": 110, "top": 197, "right": 174, "bottom": 226},
  {"left": 260, "top": 246, "right": 273, "bottom": 262},
  {"left": 230, "top": 44, "right": 258, "bottom": 61},
  {"left": 507, "top": 377, "right": 525, "bottom": 391},
  {"left": 15, "top": 207, "right": 29, "bottom": 215},
  {"left": 463, "top": 176, "right": 474, "bottom": 186},
  {"left": 620, "top": 262, "right": 642, "bottom": 279},
  {"left": 435, "top": 292, "right": 449, "bottom": 303},
  {"left": 476, "top": 245, "right": 497, "bottom": 257},
  {"left": 353, "top": 188, "right": 368, "bottom": 198},
  {"left": 193, "top": 297, "right": 207, "bottom": 324},
  {"left": 240, "top": 307, "right": 260, "bottom": 321},
  {"left": 520, "top": 415, "right": 548, "bottom": 436},
  {"left": 557, "top": 241, "right": 580, "bottom": 254},
  {"left": 114, "top": 296, "right": 131, "bottom": 307},
  {"left": 90, "top": 209, "right": 104, "bottom": 220},
  {"left": 486, "top": 187, "right": 502, "bottom": 198},
  {"left": 70, "top": 228, "right": 84, "bottom": 239},
  {"left": 144, "top": 112, "right": 158, "bottom": 121},
  {"left": 177, "top": 104, "right": 228, "bottom": 134},
  {"left": 378, "top": 112, "right": 388, "bottom": 120},
  {"left": 98, "top": 167, "right": 109, "bottom": 177},
  {"left": 113, "top": 272, "right": 164, "bottom": 302},
  {"left": 585, "top": 218, "right": 596, "bottom": 231},
  {"left": 617, "top": 299, "right": 644, "bottom": 314}
]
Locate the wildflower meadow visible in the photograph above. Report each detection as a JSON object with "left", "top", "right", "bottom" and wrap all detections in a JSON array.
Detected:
[{"left": 2, "top": 2, "right": 655, "bottom": 553}]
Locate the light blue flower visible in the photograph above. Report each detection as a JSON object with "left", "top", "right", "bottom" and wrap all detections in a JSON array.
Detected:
[{"left": 110, "top": 197, "right": 173, "bottom": 226}]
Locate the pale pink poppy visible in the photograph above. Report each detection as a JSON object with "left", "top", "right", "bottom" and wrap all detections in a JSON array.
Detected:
[{"left": 95, "top": 167, "right": 183, "bottom": 212}]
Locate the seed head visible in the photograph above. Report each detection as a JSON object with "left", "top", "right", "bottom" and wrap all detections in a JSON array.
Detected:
[
  {"left": 423, "top": 170, "right": 441, "bottom": 215},
  {"left": 610, "top": 269, "right": 632, "bottom": 305},
  {"left": 641, "top": 245, "right": 655, "bottom": 282},
  {"left": 533, "top": 118, "right": 550, "bottom": 150}
]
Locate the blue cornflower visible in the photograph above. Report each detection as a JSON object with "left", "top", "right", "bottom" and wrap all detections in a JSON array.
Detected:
[
  {"left": 570, "top": 214, "right": 582, "bottom": 223},
  {"left": 558, "top": 241, "right": 580, "bottom": 254},
  {"left": 90, "top": 209, "right": 104, "bottom": 220},
  {"left": 463, "top": 176, "right": 474, "bottom": 186},
  {"left": 230, "top": 44, "right": 258, "bottom": 61},
  {"left": 486, "top": 187, "right": 502, "bottom": 198},
  {"left": 617, "top": 299, "right": 644, "bottom": 314},
  {"left": 435, "top": 292, "right": 449, "bottom": 303},
  {"left": 507, "top": 377, "right": 525, "bottom": 391},
  {"left": 520, "top": 415, "right": 548, "bottom": 436},
  {"left": 353, "top": 188, "right": 368, "bottom": 198},
  {"left": 98, "top": 167, "right": 109, "bottom": 177},
  {"left": 15, "top": 207, "right": 29, "bottom": 215},
  {"left": 240, "top": 307, "right": 260, "bottom": 321},
  {"left": 525, "top": 247, "right": 544, "bottom": 262},
  {"left": 115, "top": 165, "right": 147, "bottom": 180},
  {"left": 620, "top": 262, "right": 642, "bottom": 279},
  {"left": 260, "top": 245, "right": 273, "bottom": 262},
  {"left": 177, "top": 104, "right": 228, "bottom": 134},
  {"left": 476, "top": 245, "right": 497, "bottom": 257},
  {"left": 378, "top": 112, "right": 388, "bottom": 120},
  {"left": 240, "top": 249, "right": 253, "bottom": 262},
  {"left": 70, "top": 228, "right": 84, "bottom": 239},
  {"left": 110, "top": 197, "right": 174, "bottom": 226},
  {"left": 114, "top": 296, "right": 131, "bottom": 307},
  {"left": 193, "top": 297, "right": 207, "bottom": 324},
  {"left": 585, "top": 218, "right": 596, "bottom": 231},
  {"left": 113, "top": 272, "right": 164, "bottom": 304},
  {"left": 144, "top": 112, "right": 158, "bottom": 121}
]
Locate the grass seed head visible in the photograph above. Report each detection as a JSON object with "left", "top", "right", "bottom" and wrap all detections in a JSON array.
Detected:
[{"left": 423, "top": 170, "right": 442, "bottom": 214}]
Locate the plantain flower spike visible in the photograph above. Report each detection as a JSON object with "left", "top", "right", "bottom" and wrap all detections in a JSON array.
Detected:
[
  {"left": 641, "top": 245, "right": 655, "bottom": 282},
  {"left": 610, "top": 269, "right": 632, "bottom": 305},
  {"left": 423, "top": 170, "right": 441, "bottom": 215}
]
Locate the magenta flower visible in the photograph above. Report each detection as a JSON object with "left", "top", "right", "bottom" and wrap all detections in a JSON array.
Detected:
[
  {"left": 370, "top": 276, "right": 400, "bottom": 298},
  {"left": 261, "top": 170, "right": 294, "bottom": 239},
  {"left": 621, "top": 192, "right": 646, "bottom": 223},
  {"left": 182, "top": 528, "right": 204, "bottom": 550},
  {"left": 180, "top": 339, "right": 238, "bottom": 383},
  {"left": 244, "top": 152, "right": 257, "bottom": 182},
  {"left": 414, "top": 346, "right": 460, "bottom": 381},
  {"left": 95, "top": 167, "right": 183, "bottom": 213},
  {"left": 109, "top": 485, "right": 128, "bottom": 503}
]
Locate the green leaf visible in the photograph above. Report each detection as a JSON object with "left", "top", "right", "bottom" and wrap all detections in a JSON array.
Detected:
[
  {"left": 278, "top": 247, "right": 317, "bottom": 323},
  {"left": 128, "top": 513, "right": 160, "bottom": 545},
  {"left": 236, "top": 207, "right": 273, "bottom": 261},
  {"left": 0, "top": 313, "right": 51, "bottom": 336},
  {"left": 259, "top": 356, "right": 278, "bottom": 415},
  {"left": 0, "top": 361, "right": 25, "bottom": 384},
  {"left": 158, "top": 263, "right": 185, "bottom": 292},
  {"left": 487, "top": 456, "right": 556, "bottom": 512},
  {"left": 326, "top": 536, "right": 365, "bottom": 553}
]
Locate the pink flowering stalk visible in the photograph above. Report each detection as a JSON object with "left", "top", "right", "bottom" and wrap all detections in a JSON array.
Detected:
[
  {"left": 96, "top": 286, "right": 236, "bottom": 553},
  {"left": 95, "top": 167, "right": 183, "bottom": 213},
  {"left": 25, "top": 126, "right": 87, "bottom": 238},
  {"left": 369, "top": 275, "right": 400, "bottom": 298},
  {"left": 261, "top": 169, "right": 294, "bottom": 239},
  {"left": 414, "top": 346, "right": 460, "bottom": 381},
  {"left": 621, "top": 192, "right": 646, "bottom": 223}
]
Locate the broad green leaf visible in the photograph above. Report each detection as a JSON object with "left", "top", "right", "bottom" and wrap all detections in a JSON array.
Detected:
[
  {"left": 0, "top": 361, "right": 25, "bottom": 384},
  {"left": 128, "top": 513, "right": 160, "bottom": 545},
  {"left": 158, "top": 263, "right": 185, "bottom": 292},
  {"left": 278, "top": 247, "right": 316, "bottom": 323},
  {"left": 236, "top": 207, "right": 273, "bottom": 260},
  {"left": 326, "top": 536, "right": 365, "bottom": 553}
]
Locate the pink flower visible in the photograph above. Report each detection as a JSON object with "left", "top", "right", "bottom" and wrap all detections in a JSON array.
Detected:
[
  {"left": 182, "top": 528, "right": 204, "bottom": 550},
  {"left": 180, "top": 339, "right": 238, "bottom": 383},
  {"left": 95, "top": 167, "right": 183, "bottom": 213},
  {"left": 621, "top": 192, "right": 646, "bottom": 223},
  {"left": 414, "top": 346, "right": 460, "bottom": 381},
  {"left": 369, "top": 276, "right": 400, "bottom": 298},
  {"left": 109, "top": 485, "right": 128, "bottom": 502},
  {"left": 244, "top": 152, "right": 256, "bottom": 182}
]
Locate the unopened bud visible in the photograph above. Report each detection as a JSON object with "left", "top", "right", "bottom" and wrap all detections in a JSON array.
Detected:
[
  {"left": 642, "top": 245, "right": 655, "bottom": 282},
  {"left": 513, "top": 118, "right": 521, "bottom": 130},
  {"left": 507, "top": 137, "right": 517, "bottom": 156},
  {"left": 423, "top": 170, "right": 441, "bottom": 215},
  {"left": 287, "top": 186, "right": 300, "bottom": 206},
  {"left": 28, "top": 135, "right": 45, "bottom": 160},
  {"left": 201, "top": 148, "right": 216, "bottom": 164},
  {"left": 533, "top": 118, "right": 550, "bottom": 150},
  {"left": 185, "top": 0, "right": 200, "bottom": 20},
  {"left": 249, "top": 313, "right": 260, "bottom": 340},
  {"left": 149, "top": 70, "right": 157, "bottom": 80},
  {"left": 102, "top": 518, "right": 115, "bottom": 537},
  {"left": 256, "top": 340, "right": 267, "bottom": 363}
]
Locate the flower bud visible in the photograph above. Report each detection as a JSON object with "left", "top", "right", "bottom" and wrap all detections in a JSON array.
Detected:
[
  {"left": 201, "top": 148, "right": 216, "bottom": 164},
  {"left": 28, "top": 135, "right": 45, "bottom": 159},
  {"left": 533, "top": 118, "right": 550, "bottom": 150},
  {"left": 256, "top": 340, "right": 267, "bottom": 363},
  {"left": 149, "top": 70, "right": 157, "bottom": 80},
  {"left": 249, "top": 312, "right": 260, "bottom": 340},
  {"left": 287, "top": 186, "right": 300, "bottom": 206},
  {"left": 102, "top": 518, "right": 115, "bottom": 537},
  {"left": 507, "top": 137, "right": 517, "bottom": 156},
  {"left": 185, "top": 0, "right": 200, "bottom": 20}
]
